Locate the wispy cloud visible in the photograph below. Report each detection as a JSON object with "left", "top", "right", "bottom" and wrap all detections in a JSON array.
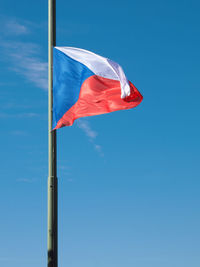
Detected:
[
  {"left": 0, "top": 256, "right": 44, "bottom": 263},
  {"left": 0, "top": 112, "right": 39, "bottom": 119},
  {"left": 94, "top": 144, "right": 104, "bottom": 157},
  {"left": 77, "top": 119, "right": 97, "bottom": 140},
  {"left": 0, "top": 18, "right": 48, "bottom": 90},
  {"left": 1, "top": 41, "right": 48, "bottom": 90},
  {"left": 1, "top": 102, "right": 34, "bottom": 109},
  {"left": 16, "top": 178, "right": 36, "bottom": 183},
  {"left": 59, "top": 165, "right": 70, "bottom": 171},
  {"left": 77, "top": 119, "right": 104, "bottom": 156},
  {"left": 10, "top": 130, "right": 28, "bottom": 136},
  {"left": 0, "top": 82, "right": 16, "bottom": 87},
  {"left": 4, "top": 19, "right": 29, "bottom": 36}
]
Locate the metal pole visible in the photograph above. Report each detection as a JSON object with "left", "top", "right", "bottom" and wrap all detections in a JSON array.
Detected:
[{"left": 48, "top": 0, "right": 57, "bottom": 267}]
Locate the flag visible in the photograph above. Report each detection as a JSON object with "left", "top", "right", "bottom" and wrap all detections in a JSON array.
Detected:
[{"left": 53, "top": 47, "right": 143, "bottom": 129}]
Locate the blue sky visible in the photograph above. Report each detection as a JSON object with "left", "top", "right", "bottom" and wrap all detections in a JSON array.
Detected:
[{"left": 0, "top": 0, "right": 200, "bottom": 266}]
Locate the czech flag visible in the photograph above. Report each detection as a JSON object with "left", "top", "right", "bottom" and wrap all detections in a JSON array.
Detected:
[{"left": 53, "top": 47, "right": 143, "bottom": 129}]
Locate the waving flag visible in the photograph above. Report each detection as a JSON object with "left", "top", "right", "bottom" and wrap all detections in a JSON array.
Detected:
[{"left": 53, "top": 47, "right": 143, "bottom": 129}]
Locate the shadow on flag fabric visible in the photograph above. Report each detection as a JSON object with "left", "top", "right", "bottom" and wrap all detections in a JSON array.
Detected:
[{"left": 53, "top": 47, "right": 143, "bottom": 129}]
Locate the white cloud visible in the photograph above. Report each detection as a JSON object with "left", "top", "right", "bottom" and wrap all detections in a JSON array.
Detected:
[
  {"left": 0, "top": 82, "right": 16, "bottom": 87},
  {"left": 77, "top": 118, "right": 104, "bottom": 156},
  {"left": 77, "top": 119, "right": 97, "bottom": 139},
  {"left": 94, "top": 144, "right": 104, "bottom": 157},
  {"left": 4, "top": 19, "right": 29, "bottom": 36},
  {"left": 1, "top": 102, "right": 34, "bottom": 109},
  {"left": 0, "top": 112, "right": 39, "bottom": 119},
  {"left": 16, "top": 178, "right": 36, "bottom": 183},
  {"left": 0, "top": 17, "right": 48, "bottom": 90},
  {"left": 2, "top": 41, "right": 48, "bottom": 90},
  {"left": 10, "top": 130, "right": 28, "bottom": 136},
  {"left": 59, "top": 165, "right": 69, "bottom": 171}
]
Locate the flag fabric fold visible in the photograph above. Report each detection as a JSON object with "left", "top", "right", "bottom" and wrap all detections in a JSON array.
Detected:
[{"left": 53, "top": 47, "right": 143, "bottom": 129}]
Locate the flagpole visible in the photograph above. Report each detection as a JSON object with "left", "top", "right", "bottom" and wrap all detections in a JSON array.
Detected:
[{"left": 48, "top": 0, "right": 57, "bottom": 267}]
